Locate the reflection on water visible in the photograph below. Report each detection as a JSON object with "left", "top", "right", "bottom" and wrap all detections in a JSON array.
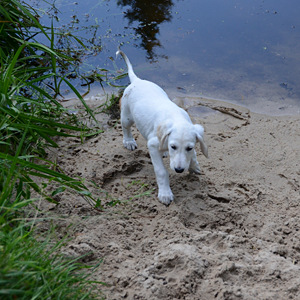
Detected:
[
  {"left": 117, "top": 0, "right": 174, "bottom": 61},
  {"left": 26, "top": 0, "right": 300, "bottom": 115}
]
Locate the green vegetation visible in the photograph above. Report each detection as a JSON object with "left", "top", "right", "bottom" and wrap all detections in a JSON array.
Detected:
[
  {"left": 0, "top": 1, "right": 117, "bottom": 298},
  {"left": 0, "top": 221, "right": 105, "bottom": 299},
  {"left": 0, "top": 0, "right": 99, "bottom": 204}
]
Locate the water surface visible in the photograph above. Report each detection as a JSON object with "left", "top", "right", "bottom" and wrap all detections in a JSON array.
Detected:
[{"left": 27, "top": 0, "right": 300, "bottom": 115}]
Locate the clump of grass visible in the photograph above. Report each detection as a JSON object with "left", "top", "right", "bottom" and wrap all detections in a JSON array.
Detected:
[
  {"left": 0, "top": 126, "right": 105, "bottom": 299},
  {"left": 0, "top": 1, "right": 112, "bottom": 298},
  {"left": 0, "top": 219, "right": 105, "bottom": 300},
  {"left": 98, "top": 92, "right": 123, "bottom": 119},
  {"left": 0, "top": 0, "right": 100, "bottom": 205}
]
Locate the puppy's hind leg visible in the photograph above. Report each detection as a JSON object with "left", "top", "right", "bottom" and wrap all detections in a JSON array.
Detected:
[{"left": 121, "top": 105, "right": 137, "bottom": 151}]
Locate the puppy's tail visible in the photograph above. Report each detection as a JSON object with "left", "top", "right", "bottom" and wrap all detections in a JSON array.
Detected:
[{"left": 116, "top": 47, "right": 138, "bottom": 83}]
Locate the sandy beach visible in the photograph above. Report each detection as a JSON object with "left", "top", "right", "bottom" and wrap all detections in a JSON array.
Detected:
[{"left": 40, "top": 95, "right": 300, "bottom": 299}]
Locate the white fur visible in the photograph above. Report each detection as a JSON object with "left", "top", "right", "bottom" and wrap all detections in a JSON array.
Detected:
[{"left": 116, "top": 48, "right": 208, "bottom": 205}]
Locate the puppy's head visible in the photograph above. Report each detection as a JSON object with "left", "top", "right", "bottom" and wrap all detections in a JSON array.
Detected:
[{"left": 157, "top": 120, "right": 208, "bottom": 173}]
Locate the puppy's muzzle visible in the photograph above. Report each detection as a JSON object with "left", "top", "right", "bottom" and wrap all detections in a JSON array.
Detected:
[{"left": 175, "top": 167, "right": 184, "bottom": 173}]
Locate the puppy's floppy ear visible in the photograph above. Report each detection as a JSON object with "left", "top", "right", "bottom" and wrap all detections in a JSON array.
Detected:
[
  {"left": 194, "top": 124, "right": 209, "bottom": 158},
  {"left": 157, "top": 120, "right": 173, "bottom": 151}
]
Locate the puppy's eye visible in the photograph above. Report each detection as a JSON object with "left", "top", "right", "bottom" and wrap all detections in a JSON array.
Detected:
[
  {"left": 186, "top": 146, "right": 193, "bottom": 152},
  {"left": 171, "top": 145, "right": 177, "bottom": 150}
]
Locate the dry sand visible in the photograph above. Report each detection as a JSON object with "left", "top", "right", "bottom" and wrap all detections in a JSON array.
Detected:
[{"left": 40, "top": 95, "right": 300, "bottom": 299}]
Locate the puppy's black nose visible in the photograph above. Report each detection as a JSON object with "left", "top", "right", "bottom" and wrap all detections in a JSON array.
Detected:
[{"left": 175, "top": 167, "right": 184, "bottom": 173}]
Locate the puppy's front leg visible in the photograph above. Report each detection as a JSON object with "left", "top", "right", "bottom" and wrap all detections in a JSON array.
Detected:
[
  {"left": 188, "top": 150, "right": 201, "bottom": 174},
  {"left": 147, "top": 138, "right": 174, "bottom": 205}
]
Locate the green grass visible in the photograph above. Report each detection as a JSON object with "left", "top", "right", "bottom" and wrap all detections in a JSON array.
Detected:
[
  {"left": 0, "top": 0, "right": 100, "bottom": 205},
  {"left": 0, "top": 1, "right": 120, "bottom": 298},
  {"left": 0, "top": 219, "right": 105, "bottom": 300},
  {"left": 0, "top": 112, "right": 104, "bottom": 299}
]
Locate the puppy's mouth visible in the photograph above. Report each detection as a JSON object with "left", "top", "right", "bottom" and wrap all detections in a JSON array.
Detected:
[{"left": 174, "top": 167, "right": 185, "bottom": 173}]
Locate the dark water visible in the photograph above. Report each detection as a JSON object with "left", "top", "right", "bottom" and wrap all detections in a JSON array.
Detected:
[{"left": 27, "top": 0, "right": 300, "bottom": 114}]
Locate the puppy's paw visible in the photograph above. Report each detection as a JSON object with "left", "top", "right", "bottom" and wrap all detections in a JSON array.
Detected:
[
  {"left": 123, "top": 139, "right": 137, "bottom": 151},
  {"left": 189, "top": 165, "right": 201, "bottom": 174},
  {"left": 189, "top": 159, "right": 202, "bottom": 174},
  {"left": 158, "top": 189, "right": 174, "bottom": 206}
]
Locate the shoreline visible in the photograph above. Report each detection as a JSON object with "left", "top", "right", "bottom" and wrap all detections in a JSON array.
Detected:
[{"left": 60, "top": 86, "right": 300, "bottom": 117}]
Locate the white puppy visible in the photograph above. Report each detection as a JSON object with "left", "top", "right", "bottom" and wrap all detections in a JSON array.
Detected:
[{"left": 116, "top": 48, "right": 208, "bottom": 205}]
